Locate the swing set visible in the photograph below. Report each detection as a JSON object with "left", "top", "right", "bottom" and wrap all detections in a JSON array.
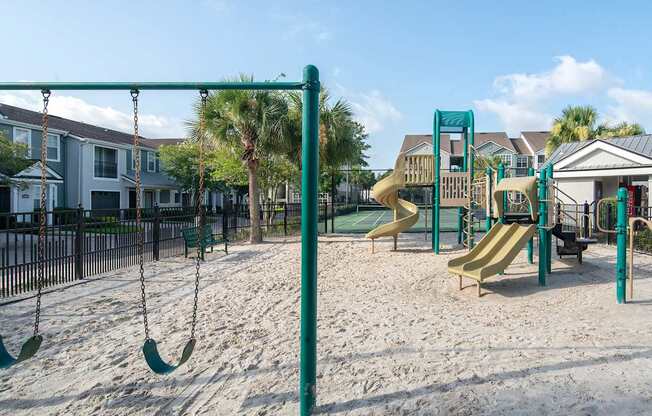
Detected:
[{"left": 0, "top": 65, "right": 322, "bottom": 416}]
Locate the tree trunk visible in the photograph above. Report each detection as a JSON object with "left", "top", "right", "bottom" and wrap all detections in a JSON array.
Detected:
[{"left": 248, "top": 162, "right": 262, "bottom": 243}]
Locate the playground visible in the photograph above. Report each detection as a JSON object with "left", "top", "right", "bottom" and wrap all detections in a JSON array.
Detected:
[{"left": 2, "top": 232, "right": 652, "bottom": 415}]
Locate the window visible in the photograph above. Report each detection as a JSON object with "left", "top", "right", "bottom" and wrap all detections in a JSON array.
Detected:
[
  {"left": 13, "top": 127, "right": 31, "bottom": 156},
  {"left": 32, "top": 185, "right": 41, "bottom": 211},
  {"left": 94, "top": 146, "right": 118, "bottom": 179},
  {"left": 537, "top": 154, "right": 545, "bottom": 165},
  {"left": 147, "top": 151, "right": 156, "bottom": 172},
  {"left": 46, "top": 134, "right": 60, "bottom": 162},
  {"left": 516, "top": 156, "right": 528, "bottom": 169},
  {"left": 174, "top": 192, "right": 180, "bottom": 204},
  {"left": 159, "top": 190, "right": 170, "bottom": 204},
  {"left": 498, "top": 154, "right": 512, "bottom": 167},
  {"left": 131, "top": 151, "right": 137, "bottom": 171}
]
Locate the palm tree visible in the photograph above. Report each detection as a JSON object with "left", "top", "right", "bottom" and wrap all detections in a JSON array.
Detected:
[
  {"left": 546, "top": 105, "right": 646, "bottom": 155},
  {"left": 545, "top": 105, "right": 598, "bottom": 156},
  {"left": 596, "top": 121, "right": 645, "bottom": 139},
  {"left": 199, "top": 75, "right": 288, "bottom": 243}
]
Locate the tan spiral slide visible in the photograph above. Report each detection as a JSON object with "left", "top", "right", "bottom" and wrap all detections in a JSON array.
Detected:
[{"left": 366, "top": 152, "right": 419, "bottom": 250}]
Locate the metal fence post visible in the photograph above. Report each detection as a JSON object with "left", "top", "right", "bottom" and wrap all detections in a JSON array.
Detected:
[
  {"left": 153, "top": 204, "right": 160, "bottom": 261},
  {"left": 222, "top": 202, "right": 229, "bottom": 241},
  {"left": 606, "top": 203, "right": 613, "bottom": 245},
  {"left": 284, "top": 203, "right": 288, "bottom": 236},
  {"left": 583, "top": 201, "right": 590, "bottom": 239},
  {"left": 75, "top": 204, "right": 84, "bottom": 279}
]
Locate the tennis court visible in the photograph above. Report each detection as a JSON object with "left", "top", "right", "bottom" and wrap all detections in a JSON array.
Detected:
[{"left": 333, "top": 205, "right": 485, "bottom": 233}]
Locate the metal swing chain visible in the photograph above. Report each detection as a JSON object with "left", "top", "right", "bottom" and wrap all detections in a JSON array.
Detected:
[
  {"left": 132, "top": 89, "right": 150, "bottom": 340},
  {"left": 33, "top": 90, "right": 50, "bottom": 336},
  {"left": 190, "top": 89, "right": 209, "bottom": 341}
]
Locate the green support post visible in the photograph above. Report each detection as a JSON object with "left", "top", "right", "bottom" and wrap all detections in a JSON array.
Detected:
[
  {"left": 299, "top": 65, "right": 320, "bottom": 416},
  {"left": 485, "top": 167, "right": 492, "bottom": 232},
  {"left": 538, "top": 168, "right": 547, "bottom": 286},
  {"left": 497, "top": 163, "right": 505, "bottom": 224},
  {"left": 467, "top": 114, "right": 475, "bottom": 248},
  {"left": 527, "top": 167, "right": 535, "bottom": 264},
  {"left": 616, "top": 187, "right": 628, "bottom": 304},
  {"left": 432, "top": 111, "right": 441, "bottom": 253},
  {"left": 458, "top": 129, "right": 469, "bottom": 246},
  {"left": 545, "top": 165, "right": 553, "bottom": 274}
]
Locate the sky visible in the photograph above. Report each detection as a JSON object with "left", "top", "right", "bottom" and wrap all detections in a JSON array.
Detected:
[{"left": 2, "top": 1, "right": 652, "bottom": 168}]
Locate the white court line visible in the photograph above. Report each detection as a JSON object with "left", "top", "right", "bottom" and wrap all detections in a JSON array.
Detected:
[
  {"left": 352, "top": 211, "right": 376, "bottom": 225},
  {"left": 372, "top": 211, "right": 389, "bottom": 226}
]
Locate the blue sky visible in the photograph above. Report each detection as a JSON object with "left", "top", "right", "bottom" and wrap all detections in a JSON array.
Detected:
[{"left": 3, "top": 1, "right": 652, "bottom": 168}]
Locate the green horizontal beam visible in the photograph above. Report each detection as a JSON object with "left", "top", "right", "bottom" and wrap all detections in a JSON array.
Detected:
[{"left": 0, "top": 81, "right": 306, "bottom": 91}]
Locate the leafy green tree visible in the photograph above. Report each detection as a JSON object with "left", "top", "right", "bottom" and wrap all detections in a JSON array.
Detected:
[
  {"left": 596, "top": 121, "right": 645, "bottom": 139},
  {"left": 159, "top": 141, "right": 224, "bottom": 202},
  {"left": 199, "top": 75, "right": 288, "bottom": 243},
  {"left": 0, "top": 134, "right": 32, "bottom": 184},
  {"left": 546, "top": 105, "right": 645, "bottom": 155},
  {"left": 473, "top": 155, "right": 503, "bottom": 179}
]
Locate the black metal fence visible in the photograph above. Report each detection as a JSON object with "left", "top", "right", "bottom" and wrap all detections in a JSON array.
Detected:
[{"left": 1, "top": 202, "right": 328, "bottom": 298}]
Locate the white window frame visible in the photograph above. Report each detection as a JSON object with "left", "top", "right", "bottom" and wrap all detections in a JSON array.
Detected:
[
  {"left": 147, "top": 151, "right": 156, "bottom": 172},
  {"left": 516, "top": 155, "right": 528, "bottom": 169},
  {"left": 498, "top": 154, "right": 512, "bottom": 167},
  {"left": 93, "top": 144, "right": 119, "bottom": 181},
  {"left": 46, "top": 133, "right": 60, "bottom": 162},
  {"left": 131, "top": 150, "right": 137, "bottom": 171},
  {"left": 13, "top": 127, "right": 32, "bottom": 156}
]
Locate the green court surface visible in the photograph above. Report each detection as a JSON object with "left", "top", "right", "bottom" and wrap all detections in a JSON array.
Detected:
[{"left": 332, "top": 206, "right": 485, "bottom": 234}]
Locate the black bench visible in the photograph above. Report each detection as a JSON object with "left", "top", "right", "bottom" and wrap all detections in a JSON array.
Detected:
[{"left": 181, "top": 225, "right": 228, "bottom": 259}]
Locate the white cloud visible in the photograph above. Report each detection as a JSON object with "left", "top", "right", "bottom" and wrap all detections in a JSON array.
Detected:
[
  {"left": 336, "top": 86, "right": 402, "bottom": 134},
  {"left": 474, "top": 99, "right": 553, "bottom": 135},
  {"left": 606, "top": 87, "right": 652, "bottom": 126},
  {"left": 475, "top": 55, "right": 612, "bottom": 135},
  {"left": 0, "top": 91, "right": 185, "bottom": 138},
  {"left": 494, "top": 56, "right": 608, "bottom": 102}
]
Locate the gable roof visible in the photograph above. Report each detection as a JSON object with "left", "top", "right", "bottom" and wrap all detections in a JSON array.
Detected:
[
  {"left": 401, "top": 132, "right": 514, "bottom": 155},
  {"left": 521, "top": 131, "right": 549, "bottom": 153},
  {"left": 0, "top": 103, "right": 155, "bottom": 148},
  {"left": 545, "top": 134, "right": 652, "bottom": 168},
  {"left": 509, "top": 137, "right": 528, "bottom": 154}
]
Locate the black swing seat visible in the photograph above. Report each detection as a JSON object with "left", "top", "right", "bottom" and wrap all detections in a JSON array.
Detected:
[
  {"left": 142, "top": 338, "right": 195, "bottom": 374},
  {"left": 0, "top": 334, "right": 42, "bottom": 369}
]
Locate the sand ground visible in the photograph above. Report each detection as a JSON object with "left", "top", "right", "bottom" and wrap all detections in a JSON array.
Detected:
[{"left": 1, "top": 233, "right": 652, "bottom": 415}]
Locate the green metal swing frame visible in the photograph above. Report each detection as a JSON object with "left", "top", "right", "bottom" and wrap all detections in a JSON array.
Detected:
[{"left": 0, "top": 65, "right": 321, "bottom": 415}]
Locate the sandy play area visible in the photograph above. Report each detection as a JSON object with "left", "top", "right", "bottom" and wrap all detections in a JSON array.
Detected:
[{"left": 1, "top": 232, "right": 652, "bottom": 415}]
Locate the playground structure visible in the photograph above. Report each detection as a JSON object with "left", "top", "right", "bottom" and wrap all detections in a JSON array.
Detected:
[
  {"left": 0, "top": 67, "right": 322, "bottom": 416},
  {"left": 366, "top": 108, "right": 606, "bottom": 296},
  {"left": 365, "top": 152, "right": 419, "bottom": 252}
]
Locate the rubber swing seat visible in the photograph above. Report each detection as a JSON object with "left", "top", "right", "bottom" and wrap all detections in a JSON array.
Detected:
[
  {"left": 0, "top": 334, "right": 43, "bottom": 369},
  {"left": 142, "top": 338, "right": 195, "bottom": 374}
]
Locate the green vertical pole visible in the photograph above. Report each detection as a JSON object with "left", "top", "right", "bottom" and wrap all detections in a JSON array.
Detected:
[
  {"left": 485, "top": 167, "right": 492, "bottom": 232},
  {"left": 538, "top": 168, "right": 547, "bottom": 286},
  {"left": 468, "top": 111, "right": 475, "bottom": 249},
  {"left": 433, "top": 110, "right": 441, "bottom": 254},
  {"left": 497, "top": 163, "right": 505, "bottom": 224},
  {"left": 458, "top": 128, "right": 468, "bottom": 245},
  {"left": 546, "top": 164, "right": 553, "bottom": 274},
  {"left": 616, "top": 187, "right": 628, "bottom": 304},
  {"left": 300, "top": 65, "right": 319, "bottom": 416},
  {"left": 527, "top": 167, "right": 535, "bottom": 264}
]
